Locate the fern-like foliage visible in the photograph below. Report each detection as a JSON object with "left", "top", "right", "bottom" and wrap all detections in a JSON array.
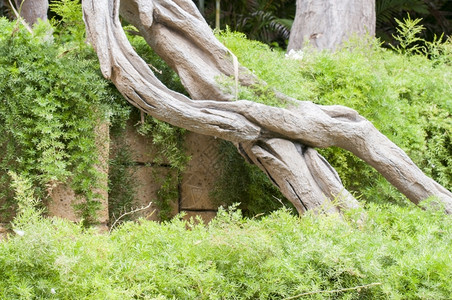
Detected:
[
  {"left": 0, "top": 18, "right": 127, "bottom": 224},
  {"left": 376, "top": 0, "right": 451, "bottom": 45},
  {"left": 236, "top": 10, "right": 292, "bottom": 44},
  {"left": 391, "top": 14, "right": 426, "bottom": 54},
  {"left": 376, "top": 0, "right": 428, "bottom": 26},
  {"left": 49, "top": 0, "right": 85, "bottom": 46},
  {"left": 203, "top": 0, "right": 295, "bottom": 47}
]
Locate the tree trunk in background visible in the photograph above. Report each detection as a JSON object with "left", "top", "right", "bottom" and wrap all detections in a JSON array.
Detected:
[
  {"left": 198, "top": 0, "right": 205, "bottom": 15},
  {"left": 82, "top": 0, "right": 452, "bottom": 215},
  {"left": 15, "top": 0, "right": 48, "bottom": 25},
  {"left": 288, "top": 0, "right": 376, "bottom": 51}
]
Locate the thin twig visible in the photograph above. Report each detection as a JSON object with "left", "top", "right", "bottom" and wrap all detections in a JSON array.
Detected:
[
  {"left": 148, "top": 63, "right": 163, "bottom": 74},
  {"left": 272, "top": 195, "right": 286, "bottom": 207},
  {"left": 109, "top": 201, "right": 153, "bottom": 234},
  {"left": 252, "top": 213, "right": 265, "bottom": 219},
  {"left": 140, "top": 110, "right": 145, "bottom": 124},
  {"left": 232, "top": 53, "right": 239, "bottom": 101},
  {"left": 283, "top": 282, "right": 382, "bottom": 300},
  {"left": 226, "top": 49, "right": 239, "bottom": 101}
]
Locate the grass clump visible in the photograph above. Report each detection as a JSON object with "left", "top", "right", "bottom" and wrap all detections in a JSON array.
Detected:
[{"left": 1, "top": 198, "right": 452, "bottom": 299}]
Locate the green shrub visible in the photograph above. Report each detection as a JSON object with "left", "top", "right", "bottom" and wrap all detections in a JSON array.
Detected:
[
  {"left": 0, "top": 18, "right": 127, "bottom": 222},
  {"left": 217, "top": 26, "right": 451, "bottom": 206},
  {"left": 1, "top": 201, "right": 452, "bottom": 299},
  {"left": 49, "top": 0, "right": 85, "bottom": 47}
]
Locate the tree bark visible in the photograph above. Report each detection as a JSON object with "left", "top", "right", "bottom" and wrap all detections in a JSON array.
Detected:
[
  {"left": 288, "top": 0, "right": 376, "bottom": 51},
  {"left": 15, "top": 0, "right": 48, "bottom": 25},
  {"left": 82, "top": 0, "right": 452, "bottom": 215}
]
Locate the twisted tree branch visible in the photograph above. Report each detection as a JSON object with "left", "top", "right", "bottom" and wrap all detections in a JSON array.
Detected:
[{"left": 82, "top": 0, "right": 452, "bottom": 214}]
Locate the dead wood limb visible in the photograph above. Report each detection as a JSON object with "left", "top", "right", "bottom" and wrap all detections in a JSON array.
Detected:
[{"left": 82, "top": 0, "right": 452, "bottom": 214}]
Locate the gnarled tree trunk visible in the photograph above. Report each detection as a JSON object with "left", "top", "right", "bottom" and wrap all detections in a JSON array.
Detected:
[
  {"left": 288, "top": 0, "right": 376, "bottom": 51},
  {"left": 82, "top": 0, "right": 452, "bottom": 215}
]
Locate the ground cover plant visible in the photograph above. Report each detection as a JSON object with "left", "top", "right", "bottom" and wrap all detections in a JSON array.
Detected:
[
  {"left": 1, "top": 4, "right": 452, "bottom": 298},
  {"left": 1, "top": 175, "right": 452, "bottom": 299}
]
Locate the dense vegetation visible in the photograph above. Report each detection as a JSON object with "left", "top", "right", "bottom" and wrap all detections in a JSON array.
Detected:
[
  {"left": 198, "top": 0, "right": 452, "bottom": 47},
  {"left": 0, "top": 18, "right": 129, "bottom": 223},
  {"left": 1, "top": 176, "right": 452, "bottom": 299},
  {"left": 215, "top": 20, "right": 451, "bottom": 210},
  {"left": 0, "top": 1, "right": 450, "bottom": 218},
  {"left": 0, "top": 1, "right": 451, "bottom": 298},
  {"left": 0, "top": 1, "right": 189, "bottom": 223}
]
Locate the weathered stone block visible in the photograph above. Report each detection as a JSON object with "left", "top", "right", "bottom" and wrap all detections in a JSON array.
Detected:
[
  {"left": 110, "top": 120, "right": 167, "bottom": 164},
  {"left": 47, "top": 122, "right": 110, "bottom": 225},
  {"left": 180, "top": 132, "right": 222, "bottom": 211},
  {"left": 127, "top": 165, "right": 178, "bottom": 221},
  {"left": 0, "top": 223, "right": 8, "bottom": 241}
]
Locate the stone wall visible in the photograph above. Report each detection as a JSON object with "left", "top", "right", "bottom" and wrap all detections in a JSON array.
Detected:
[
  {"left": 109, "top": 121, "right": 177, "bottom": 222},
  {"left": 0, "top": 223, "right": 8, "bottom": 241},
  {"left": 110, "top": 122, "right": 222, "bottom": 224},
  {"left": 46, "top": 123, "right": 110, "bottom": 230},
  {"left": 0, "top": 122, "right": 222, "bottom": 236},
  {"left": 180, "top": 132, "right": 222, "bottom": 223}
]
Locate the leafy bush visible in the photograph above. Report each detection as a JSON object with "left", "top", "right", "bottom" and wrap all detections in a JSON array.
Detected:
[
  {"left": 49, "top": 0, "right": 85, "bottom": 47},
  {"left": 0, "top": 18, "right": 127, "bottom": 222},
  {"left": 0, "top": 2, "right": 190, "bottom": 223},
  {"left": 203, "top": 0, "right": 295, "bottom": 47},
  {"left": 1, "top": 196, "right": 452, "bottom": 299},
  {"left": 217, "top": 26, "right": 451, "bottom": 206}
]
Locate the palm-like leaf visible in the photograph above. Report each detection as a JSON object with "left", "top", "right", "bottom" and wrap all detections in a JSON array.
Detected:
[
  {"left": 376, "top": 0, "right": 428, "bottom": 25},
  {"left": 201, "top": 0, "right": 295, "bottom": 46}
]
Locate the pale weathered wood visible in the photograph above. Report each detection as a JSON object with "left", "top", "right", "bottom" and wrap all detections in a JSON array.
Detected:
[
  {"left": 116, "top": 0, "right": 361, "bottom": 213},
  {"left": 288, "top": 0, "right": 376, "bottom": 51},
  {"left": 82, "top": 0, "right": 452, "bottom": 214},
  {"left": 15, "top": 0, "right": 48, "bottom": 25}
]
